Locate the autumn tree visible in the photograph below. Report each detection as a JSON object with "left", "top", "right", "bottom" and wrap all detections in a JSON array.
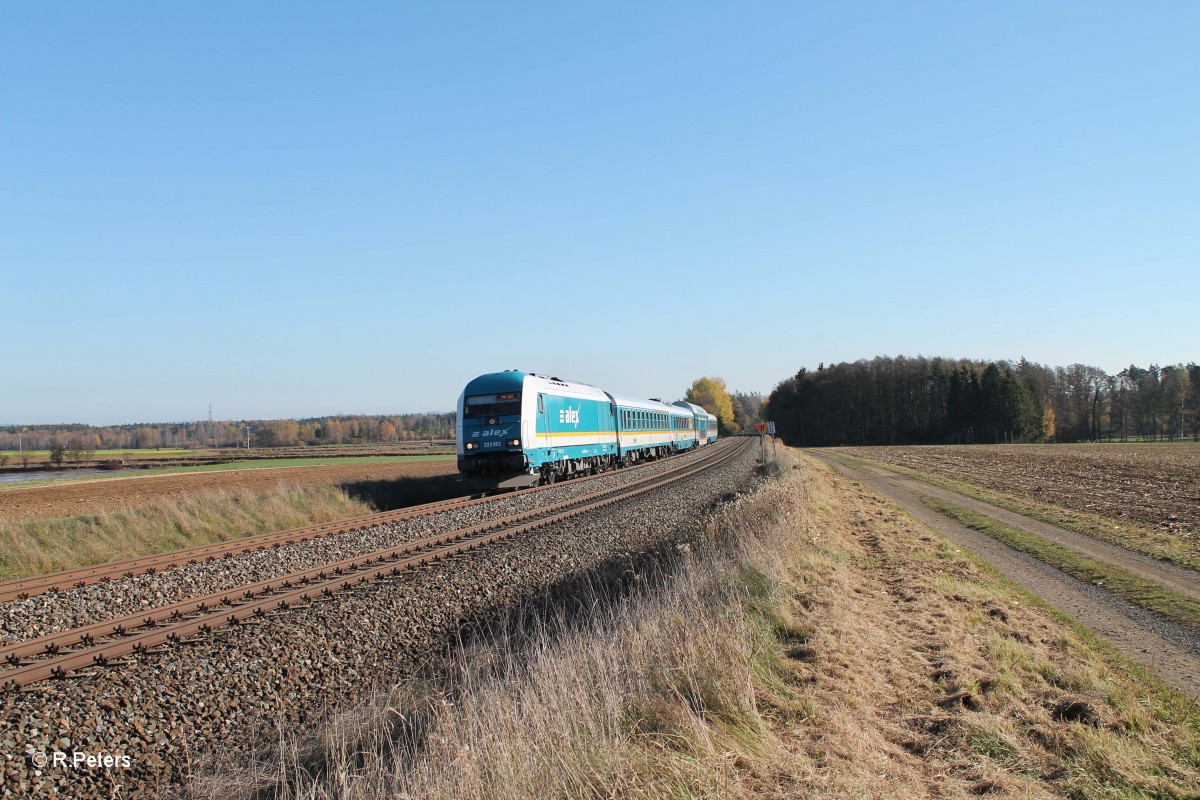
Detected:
[
  {"left": 1042, "top": 407, "right": 1056, "bottom": 442},
  {"left": 685, "top": 376, "right": 737, "bottom": 433},
  {"left": 66, "top": 435, "right": 87, "bottom": 465}
]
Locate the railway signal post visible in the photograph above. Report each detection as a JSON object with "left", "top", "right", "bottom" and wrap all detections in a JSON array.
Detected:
[{"left": 756, "top": 422, "right": 768, "bottom": 466}]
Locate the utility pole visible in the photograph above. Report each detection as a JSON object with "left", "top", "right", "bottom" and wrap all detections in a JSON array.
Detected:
[{"left": 244, "top": 425, "right": 251, "bottom": 450}]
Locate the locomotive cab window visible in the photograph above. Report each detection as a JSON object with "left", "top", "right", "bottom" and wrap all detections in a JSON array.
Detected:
[{"left": 466, "top": 393, "right": 522, "bottom": 418}]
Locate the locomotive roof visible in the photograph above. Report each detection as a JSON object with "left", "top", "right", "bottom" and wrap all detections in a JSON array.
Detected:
[{"left": 462, "top": 370, "right": 528, "bottom": 395}]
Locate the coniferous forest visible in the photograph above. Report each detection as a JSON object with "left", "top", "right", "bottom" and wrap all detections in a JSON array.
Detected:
[{"left": 763, "top": 357, "right": 1200, "bottom": 447}]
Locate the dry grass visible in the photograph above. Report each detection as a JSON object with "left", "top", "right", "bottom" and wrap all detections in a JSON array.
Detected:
[
  {"left": 0, "top": 485, "right": 376, "bottom": 580},
  {"left": 188, "top": 452, "right": 1200, "bottom": 800}
]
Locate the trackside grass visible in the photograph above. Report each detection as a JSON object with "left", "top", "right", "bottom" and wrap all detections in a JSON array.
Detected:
[
  {"left": 0, "top": 485, "right": 376, "bottom": 580},
  {"left": 191, "top": 451, "right": 1200, "bottom": 800}
]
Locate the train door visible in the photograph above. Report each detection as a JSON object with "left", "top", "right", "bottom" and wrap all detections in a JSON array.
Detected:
[{"left": 538, "top": 394, "right": 553, "bottom": 450}]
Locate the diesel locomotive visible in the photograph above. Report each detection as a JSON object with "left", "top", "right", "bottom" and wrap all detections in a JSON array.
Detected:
[{"left": 457, "top": 370, "right": 718, "bottom": 489}]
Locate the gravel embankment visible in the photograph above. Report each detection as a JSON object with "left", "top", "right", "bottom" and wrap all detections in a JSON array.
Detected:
[{"left": 1, "top": 442, "right": 757, "bottom": 798}]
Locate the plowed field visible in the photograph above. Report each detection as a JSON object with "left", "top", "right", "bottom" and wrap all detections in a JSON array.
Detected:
[
  {"left": 835, "top": 444, "right": 1200, "bottom": 539},
  {"left": 0, "top": 458, "right": 458, "bottom": 521}
]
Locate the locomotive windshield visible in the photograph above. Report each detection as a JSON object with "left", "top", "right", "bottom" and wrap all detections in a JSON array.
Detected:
[{"left": 464, "top": 393, "right": 522, "bottom": 418}]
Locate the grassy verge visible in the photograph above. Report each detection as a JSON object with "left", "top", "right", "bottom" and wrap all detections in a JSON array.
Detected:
[
  {"left": 191, "top": 451, "right": 1200, "bottom": 800},
  {"left": 0, "top": 454, "right": 456, "bottom": 491},
  {"left": 0, "top": 485, "right": 376, "bottom": 580},
  {"left": 918, "top": 492, "right": 1200, "bottom": 633},
  {"left": 828, "top": 450, "right": 1200, "bottom": 570}
]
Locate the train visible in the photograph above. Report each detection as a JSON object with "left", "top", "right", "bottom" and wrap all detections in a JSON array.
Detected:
[{"left": 457, "top": 370, "right": 719, "bottom": 489}]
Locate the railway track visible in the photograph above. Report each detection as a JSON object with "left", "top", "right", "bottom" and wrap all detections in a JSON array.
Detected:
[{"left": 1, "top": 438, "right": 747, "bottom": 689}]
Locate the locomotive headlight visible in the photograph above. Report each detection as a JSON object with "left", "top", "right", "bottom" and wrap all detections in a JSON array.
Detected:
[
  {"left": 509, "top": 439, "right": 521, "bottom": 447},
  {"left": 465, "top": 442, "right": 477, "bottom": 450}
]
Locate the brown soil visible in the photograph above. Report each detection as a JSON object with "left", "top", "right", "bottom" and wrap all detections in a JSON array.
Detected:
[
  {"left": 0, "top": 460, "right": 459, "bottom": 521},
  {"left": 836, "top": 443, "right": 1200, "bottom": 538}
]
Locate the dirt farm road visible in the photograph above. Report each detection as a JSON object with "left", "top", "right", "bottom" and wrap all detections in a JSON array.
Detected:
[{"left": 810, "top": 450, "right": 1200, "bottom": 700}]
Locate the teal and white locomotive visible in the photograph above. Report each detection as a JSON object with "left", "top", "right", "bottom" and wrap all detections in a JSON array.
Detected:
[{"left": 457, "top": 370, "right": 718, "bottom": 489}]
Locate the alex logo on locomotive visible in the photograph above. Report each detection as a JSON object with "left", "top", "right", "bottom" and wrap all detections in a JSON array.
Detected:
[
  {"left": 470, "top": 428, "right": 512, "bottom": 438},
  {"left": 558, "top": 406, "right": 580, "bottom": 427}
]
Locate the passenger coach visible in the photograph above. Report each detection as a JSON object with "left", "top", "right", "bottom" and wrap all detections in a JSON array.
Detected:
[{"left": 672, "top": 401, "right": 719, "bottom": 445}]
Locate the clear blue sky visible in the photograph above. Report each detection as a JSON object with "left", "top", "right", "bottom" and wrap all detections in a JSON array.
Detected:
[{"left": 3, "top": 2, "right": 1198, "bottom": 425}]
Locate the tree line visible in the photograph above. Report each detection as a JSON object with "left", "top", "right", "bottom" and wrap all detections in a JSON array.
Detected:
[
  {"left": 0, "top": 412, "right": 457, "bottom": 454},
  {"left": 763, "top": 356, "right": 1200, "bottom": 447}
]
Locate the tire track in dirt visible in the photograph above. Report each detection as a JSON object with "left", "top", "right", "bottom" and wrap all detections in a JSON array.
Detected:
[{"left": 811, "top": 450, "right": 1200, "bottom": 700}]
